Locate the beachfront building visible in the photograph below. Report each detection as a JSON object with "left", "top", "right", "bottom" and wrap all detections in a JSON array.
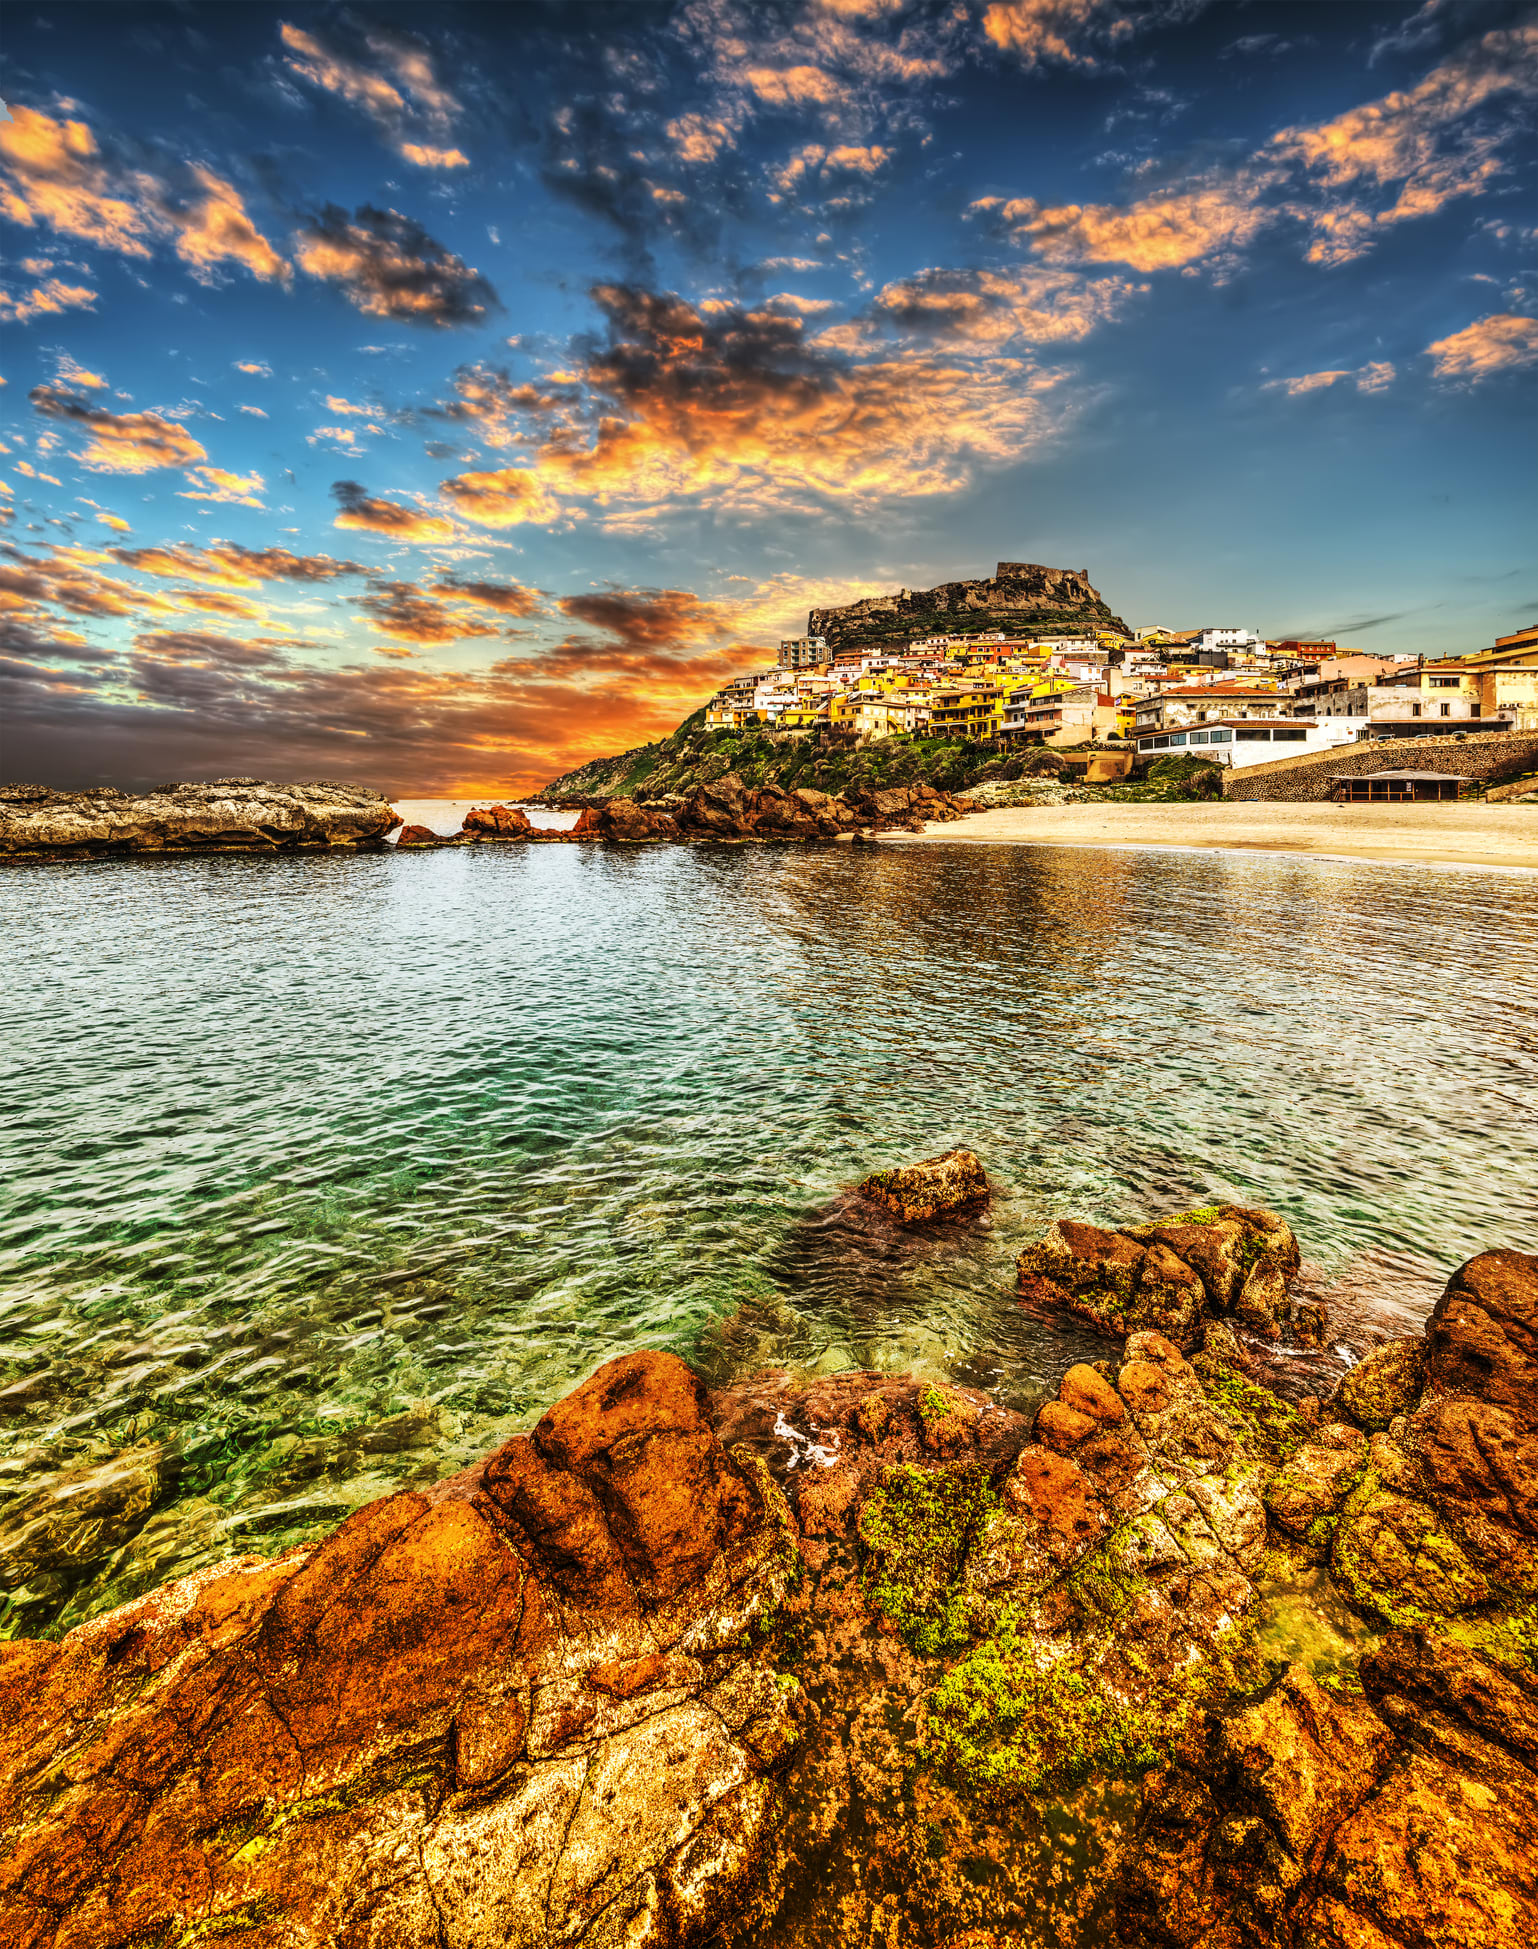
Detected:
[{"left": 1134, "top": 718, "right": 1359, "bottom": 767}]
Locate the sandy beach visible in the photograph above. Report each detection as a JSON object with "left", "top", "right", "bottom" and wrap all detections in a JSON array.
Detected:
[{"left": 890, "top": 798, "right": 1538, "bottom": 872}]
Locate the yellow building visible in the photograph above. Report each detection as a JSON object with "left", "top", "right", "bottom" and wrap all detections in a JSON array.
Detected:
[{"left": 929, "top": 683, "right": 999, "bottom": 739}]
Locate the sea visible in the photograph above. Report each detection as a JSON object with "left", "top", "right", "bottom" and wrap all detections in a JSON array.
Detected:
[{"left": 2, "top": 822, "right": 1536, "bottom": 1636}]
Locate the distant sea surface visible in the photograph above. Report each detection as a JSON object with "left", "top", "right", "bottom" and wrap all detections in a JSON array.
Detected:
[{"left": 3, "top": 839, "right": 1535, "bottom": 1636}]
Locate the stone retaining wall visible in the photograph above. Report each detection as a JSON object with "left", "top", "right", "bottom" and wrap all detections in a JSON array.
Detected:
[{"left": 1222, "top": 729, "right": 1538, "bottom": 802}]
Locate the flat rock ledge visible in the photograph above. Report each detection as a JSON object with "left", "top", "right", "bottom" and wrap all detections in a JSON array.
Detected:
[
  {"left": 3, "top": 1248, "right": 1535, "bottom": 1949},
  {"left": 0, "top": 781, "right": 400, "bottom": 859}
]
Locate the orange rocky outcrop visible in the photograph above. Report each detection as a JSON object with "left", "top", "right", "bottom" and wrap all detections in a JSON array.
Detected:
[
  {"left": 0, "top": 1352, "right": 800, "bottom": 1949},
  {"left": 462, "top": 803, "right": 535, "bottom": 837},
  {"left": 1017, "top": 1204, "right": 1309, "bottom": 1347}
]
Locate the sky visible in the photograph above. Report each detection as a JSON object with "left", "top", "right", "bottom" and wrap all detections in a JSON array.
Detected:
[{"left": 1, "top": 0, "right": 1535, "bottom": 796}]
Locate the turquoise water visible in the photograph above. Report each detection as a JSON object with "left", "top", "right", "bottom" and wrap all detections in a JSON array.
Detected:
[{"left": 2, "top": 839, "right": 1535, "bottom": 1636}]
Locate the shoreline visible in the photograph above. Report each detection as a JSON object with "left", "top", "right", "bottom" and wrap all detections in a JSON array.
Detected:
[{"left": 889, "top": 799, "right": 1538, "bottom": 873}]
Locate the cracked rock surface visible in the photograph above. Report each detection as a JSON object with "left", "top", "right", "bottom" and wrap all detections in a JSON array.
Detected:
[{"left": 0, "top": 1351, "right": 800, "bottom": 1948}]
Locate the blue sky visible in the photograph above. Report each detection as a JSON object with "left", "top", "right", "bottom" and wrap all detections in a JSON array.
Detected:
[{"left": 2, "top": 0, "right": 1534, "bottom": 793}]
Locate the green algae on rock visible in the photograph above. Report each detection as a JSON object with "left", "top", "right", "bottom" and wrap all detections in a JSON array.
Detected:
[
  {"left": 1017, "top": 1203, "right": 1307, "bottom": 1348},
  {"left": 4, "top": 1243, "right": 1537, "bottom": 1949},
  {"left": 856, "top": 1150, "right": 990, "bottom": 1226}
]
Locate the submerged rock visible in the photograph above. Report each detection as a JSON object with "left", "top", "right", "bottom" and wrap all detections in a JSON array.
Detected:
[
  {"left": 1017, "top": 1203, "right": 1304, "bottom": 1348},
  {"left": 857, "top": 1149, "right": 990, "bottom": 1225},
  {"left": 0, "top": 779, "right": 399, "bottom": 858}
]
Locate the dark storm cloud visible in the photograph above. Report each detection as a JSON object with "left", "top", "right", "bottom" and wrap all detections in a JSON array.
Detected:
[{"left": 293, "top": 204, "right": 500, "bottom": 326}]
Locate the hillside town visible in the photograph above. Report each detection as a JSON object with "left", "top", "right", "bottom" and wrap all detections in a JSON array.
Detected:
[{"left": 705, "top": 587, "right": 1538, "bottom": 773}]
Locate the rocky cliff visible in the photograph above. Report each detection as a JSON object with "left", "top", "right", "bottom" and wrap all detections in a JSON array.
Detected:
[
  {"left": 0, "top": 780, "right": 400, "bottom": 858},
  {"left": 3, "top": 1222, "right": 1534, "bottom": 1949},
  {"left": 807, "top": 560, "right": 1131, "bottom": 652}
]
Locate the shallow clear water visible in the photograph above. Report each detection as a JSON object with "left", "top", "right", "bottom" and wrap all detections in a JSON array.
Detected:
[{"left": 2, "top": 840, "right": 1535, "bottom": 1636}]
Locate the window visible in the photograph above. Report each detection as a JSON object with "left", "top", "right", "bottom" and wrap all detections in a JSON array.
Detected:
[
  {"left": 1153, "top": 735, "right": 1171, "bottom": 749},
  {"left": 1170, "top": 732, "right": 1187, "bottom": 746},
  {"left": 1411, "top": 703, "right": 1421, "bottom": 717},
  {"left": 1441, "top": 702, "right": 1451, "bottom": 717},
  {"left": 1274, "top": 728, "right": 1307, "bottom": 741},
  {"left": 1209, "top": 730, "right": 1232, "bottom": 743},
  {"left": 1190, "top": 730, "right": 1209, "bottom": 744},
  {"left": 1237, "top": 727, "right": 1269, "bottom": 740}
]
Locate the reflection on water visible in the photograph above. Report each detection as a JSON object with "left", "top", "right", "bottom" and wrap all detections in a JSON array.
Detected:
[{"left": 2, "top": 841, "right": 1535, "bottom": 1635}]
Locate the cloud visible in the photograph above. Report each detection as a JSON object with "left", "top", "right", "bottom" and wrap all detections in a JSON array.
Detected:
[
  {"left": 1276, "top": 20, "right": 1538, "bottom": 264},
  {"left": 2, "top": 606, "right": 767, "bottom": 796},
  {"left": 428, "top": 576, "right": 541, "bottom": 617},
  {"left": 400, "top": 143, "right": 469, "bottom": 169},
  {"left": 56, "top": 355, "right": 106, "bottom": 389},
  {"left": 871, "top": 263, "right": 1143, "bottom": 344},
  {"left": 1, "top": 543, "right": 179, "bottom": 619},
  {"left": 438, "top": 465, "right": 562, "bottom": 529},
  {"left": 0, "top": 277, "right": 98, "bottom": 323},
  {"left": 0, "top": 106, "right": 289, "bottom": 284},
  {"left": 331, "top": 478, "right": 456, "bottom": 541},
  {"left": 178, "top": 465, "right": 267, "bottom": 508},
  {"left": 158, "top": 166, "right": 292, "bottom": 284},
  {"left": 234, "top": 360, "right": 272, "bottom": 376},
  {"left": 975, "top": 20, "right": 1538, "bottom": 275},
  {"left": 29, "top": 386, "right": 209, "bottom": 472},
  {"left": 356, "top": 579, "right": 503, "bottom": 644},
  {"left": 238, "top": 404, "right": 269, "bottom": 417},
  {"left": 0, "top": 104, "right": 153, "bottom": 254},
  {"left": 294, "top": 204, "right": 499, "bottom": 326},
  {"left": 979, "top": 0, "right": 1208, "bottom": 69},
  {"left": 972, "top": 180, "right": 1272, "bottom": 272},
  {"left": 554, "top": 587, "right": 740, "bottom": 654},
  {"left": 437, "top": 282, "right": 1076, "bottom": 527},
  {"left": 109, "top": 542, "right": 365, "bottom": 586},
  {"left": 279, "top": 19, "right": 466, "bottom": 169},
  {"left": 1262, "top": 361, "right": 1397, "bottom": 396},
  {"left": 168, "top": 588, "right": 267, "bottom": 621},
  {"left": 1425, "top": 311, "right": 1538, "bottom": 381}
]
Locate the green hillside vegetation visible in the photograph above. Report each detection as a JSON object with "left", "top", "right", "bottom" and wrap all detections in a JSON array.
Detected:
[{"left": 536, "top": 716, "right": 1224, "bottom": 805}]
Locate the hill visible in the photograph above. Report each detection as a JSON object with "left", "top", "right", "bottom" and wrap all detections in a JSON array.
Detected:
[{"left": 807, "top": 560, "right": 1130, "bottom": 651}]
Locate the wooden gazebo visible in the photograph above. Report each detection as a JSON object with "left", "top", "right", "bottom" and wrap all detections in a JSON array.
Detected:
[{"left": 1331, "top": 769, "right": 1464, "bottom": 803}]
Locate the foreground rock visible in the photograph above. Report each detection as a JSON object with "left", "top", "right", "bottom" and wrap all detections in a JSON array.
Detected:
[
  {"left": 857, "top": 1148, "right": 990, "bottom": 1224},
  {"left": 4, "top": 1246, "right": 1534, "bottom": 1949},
  {"left": 1120, "top": 1245, "right": 1538, "bottom": 1949},
  {"left": 0, "top": 1352, "right": 800, "bottom": 1949},
  {"left": 0, "top": 780, "right": 400, "bottom": 858},
  {"left": 1017, "top": 1202, "right": 1311, "bottom": 1347}
]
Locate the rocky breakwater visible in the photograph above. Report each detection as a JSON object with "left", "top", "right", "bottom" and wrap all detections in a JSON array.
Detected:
[
  {"left": 0, "top": 1352, "right": 803, "bottom": 1949},
  {"left": 470, "top": 775, "right": 972, "bottom": 845},
  {"left": 0, "top": 780, "right": 400, "bottom": 859}
]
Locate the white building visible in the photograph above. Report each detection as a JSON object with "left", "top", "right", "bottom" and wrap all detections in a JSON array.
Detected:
[
  {"left": 1194, "top": 627, "right": 1265, "bottom": 656},
  {"left": 1134, "top": 718, "right": 1362, "bottom": 768}
]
